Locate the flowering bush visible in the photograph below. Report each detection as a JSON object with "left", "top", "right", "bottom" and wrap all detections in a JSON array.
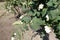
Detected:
[{"left": 6, "top": 0, "right": 60, "bottom": 40}]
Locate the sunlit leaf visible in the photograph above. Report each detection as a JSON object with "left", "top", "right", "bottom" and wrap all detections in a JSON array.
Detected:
[
  {"left": 21, "top": 16, "right": 31, "bottom": 23},
  {"left": 30, "top": 17, "right": 45, "bottom": 30}
]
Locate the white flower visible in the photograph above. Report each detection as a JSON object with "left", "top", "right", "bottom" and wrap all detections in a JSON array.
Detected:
[
  {"left": 11, "top": 37, "right": 15, "bottom": 40},
  {"left": 20, "top": 15, "right": 24, "bottom": 19},
  {"left": 38, "top": 4, "right": 44, "bottom": 10},
  {"left": 44, "top": 26, "right": 51, "bottom": 33},
  {"left": 46, "top": 14, "right": 49, "bottom": 21},
  {"left": 19, "top": 14, "right": 27, "bottom": 19},
  {"left": 14, "top": 33, "right": 16, "bottom": 36}
]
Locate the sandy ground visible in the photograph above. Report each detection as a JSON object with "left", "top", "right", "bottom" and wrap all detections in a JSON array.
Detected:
[
  {"left": 0, "top": 2, "right": 16, "bottom": 40},
  {"left": 0, "top": 2, "right": 58, "bottom": 40}
]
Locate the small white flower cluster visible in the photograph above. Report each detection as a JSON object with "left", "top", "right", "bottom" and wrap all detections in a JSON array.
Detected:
[
  {"left": 44, "top": 26, "right": 51, "bottom": 33},
  {"left": 11, "top": 37, "right": 15, "bottom": 40},
  {"left": 46, "top": 14, "right": 49, "bottom": 21},
  {"left": 11, "top": 33, "right": 16, "bottom": 40},
  {"left": 38, "top": 4, "right": 44, "bottom": 10}
]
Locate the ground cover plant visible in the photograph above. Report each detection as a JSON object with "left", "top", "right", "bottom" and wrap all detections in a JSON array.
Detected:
[{"left": 6, "top": 0, "right": 60, "bottom": 40}]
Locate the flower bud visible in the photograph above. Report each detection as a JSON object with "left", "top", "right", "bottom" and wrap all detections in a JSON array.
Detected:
[{"left": 46, "top": 14, "right": 49, "bottom": 21}]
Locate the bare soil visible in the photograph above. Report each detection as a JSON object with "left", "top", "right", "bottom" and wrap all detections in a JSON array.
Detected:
[{"left": 0, "top": 2, "right": 16, "bottom": 40}]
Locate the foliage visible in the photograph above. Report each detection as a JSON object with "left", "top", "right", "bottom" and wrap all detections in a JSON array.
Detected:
[{"left": 6, "top": 0, "right": 60, "bottom": 40}]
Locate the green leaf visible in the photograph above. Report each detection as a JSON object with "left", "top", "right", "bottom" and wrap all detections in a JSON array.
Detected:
[
  {"left": 57, "top": 6, "right": 60, "bottom": 15},
  {"left": 41, "top": 8, "right": 48, "bottom": 17},
  {"left": 27, "top": 11, "right": 36, "bottom": 16},
  {"left": 52, "top": 0, "right": 57, "bottom": 4},
  {"left": 23, "top": 25, "right": 28, "bottom": 30},
  {"left": 48, "top": 9, "right": 58, "bottom": 20},
  {"left": 36, "top": 12, "right": 40, "bottom": 17},
  {"left": 46, "top": 0, "right": 53, "bottom": 7},
  {"left": 30, "top": 17, "right": 45, "bottom": 30},
  {"left": 57, "top": 16, "right": 60, "bottom": 20},
  {"left": 30, "top": 23, "right": 40, "bottom": 31},
  {"left": 15, "top": 29, "right": 21, "bottom": 40},
  {"left": 28, "top": 1, "right": 34, "bottom": 5},
  {"left": 22, "top": 6, "right": 29, "bottom": 12},
  {"left": 58, "top": 31, "right": 60, "bottom": 35},
  {"left": 33, "top": 0, "right": 38, "bottom": 1},
  {"left": 57, "top": 23, "right": 60, "bottom": 31},
  {"left": 56, "top": 23, "right": 60, "bottom": 38},
  {"left": 21, "top": 16, "right": 31, "bottom": 23}
]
